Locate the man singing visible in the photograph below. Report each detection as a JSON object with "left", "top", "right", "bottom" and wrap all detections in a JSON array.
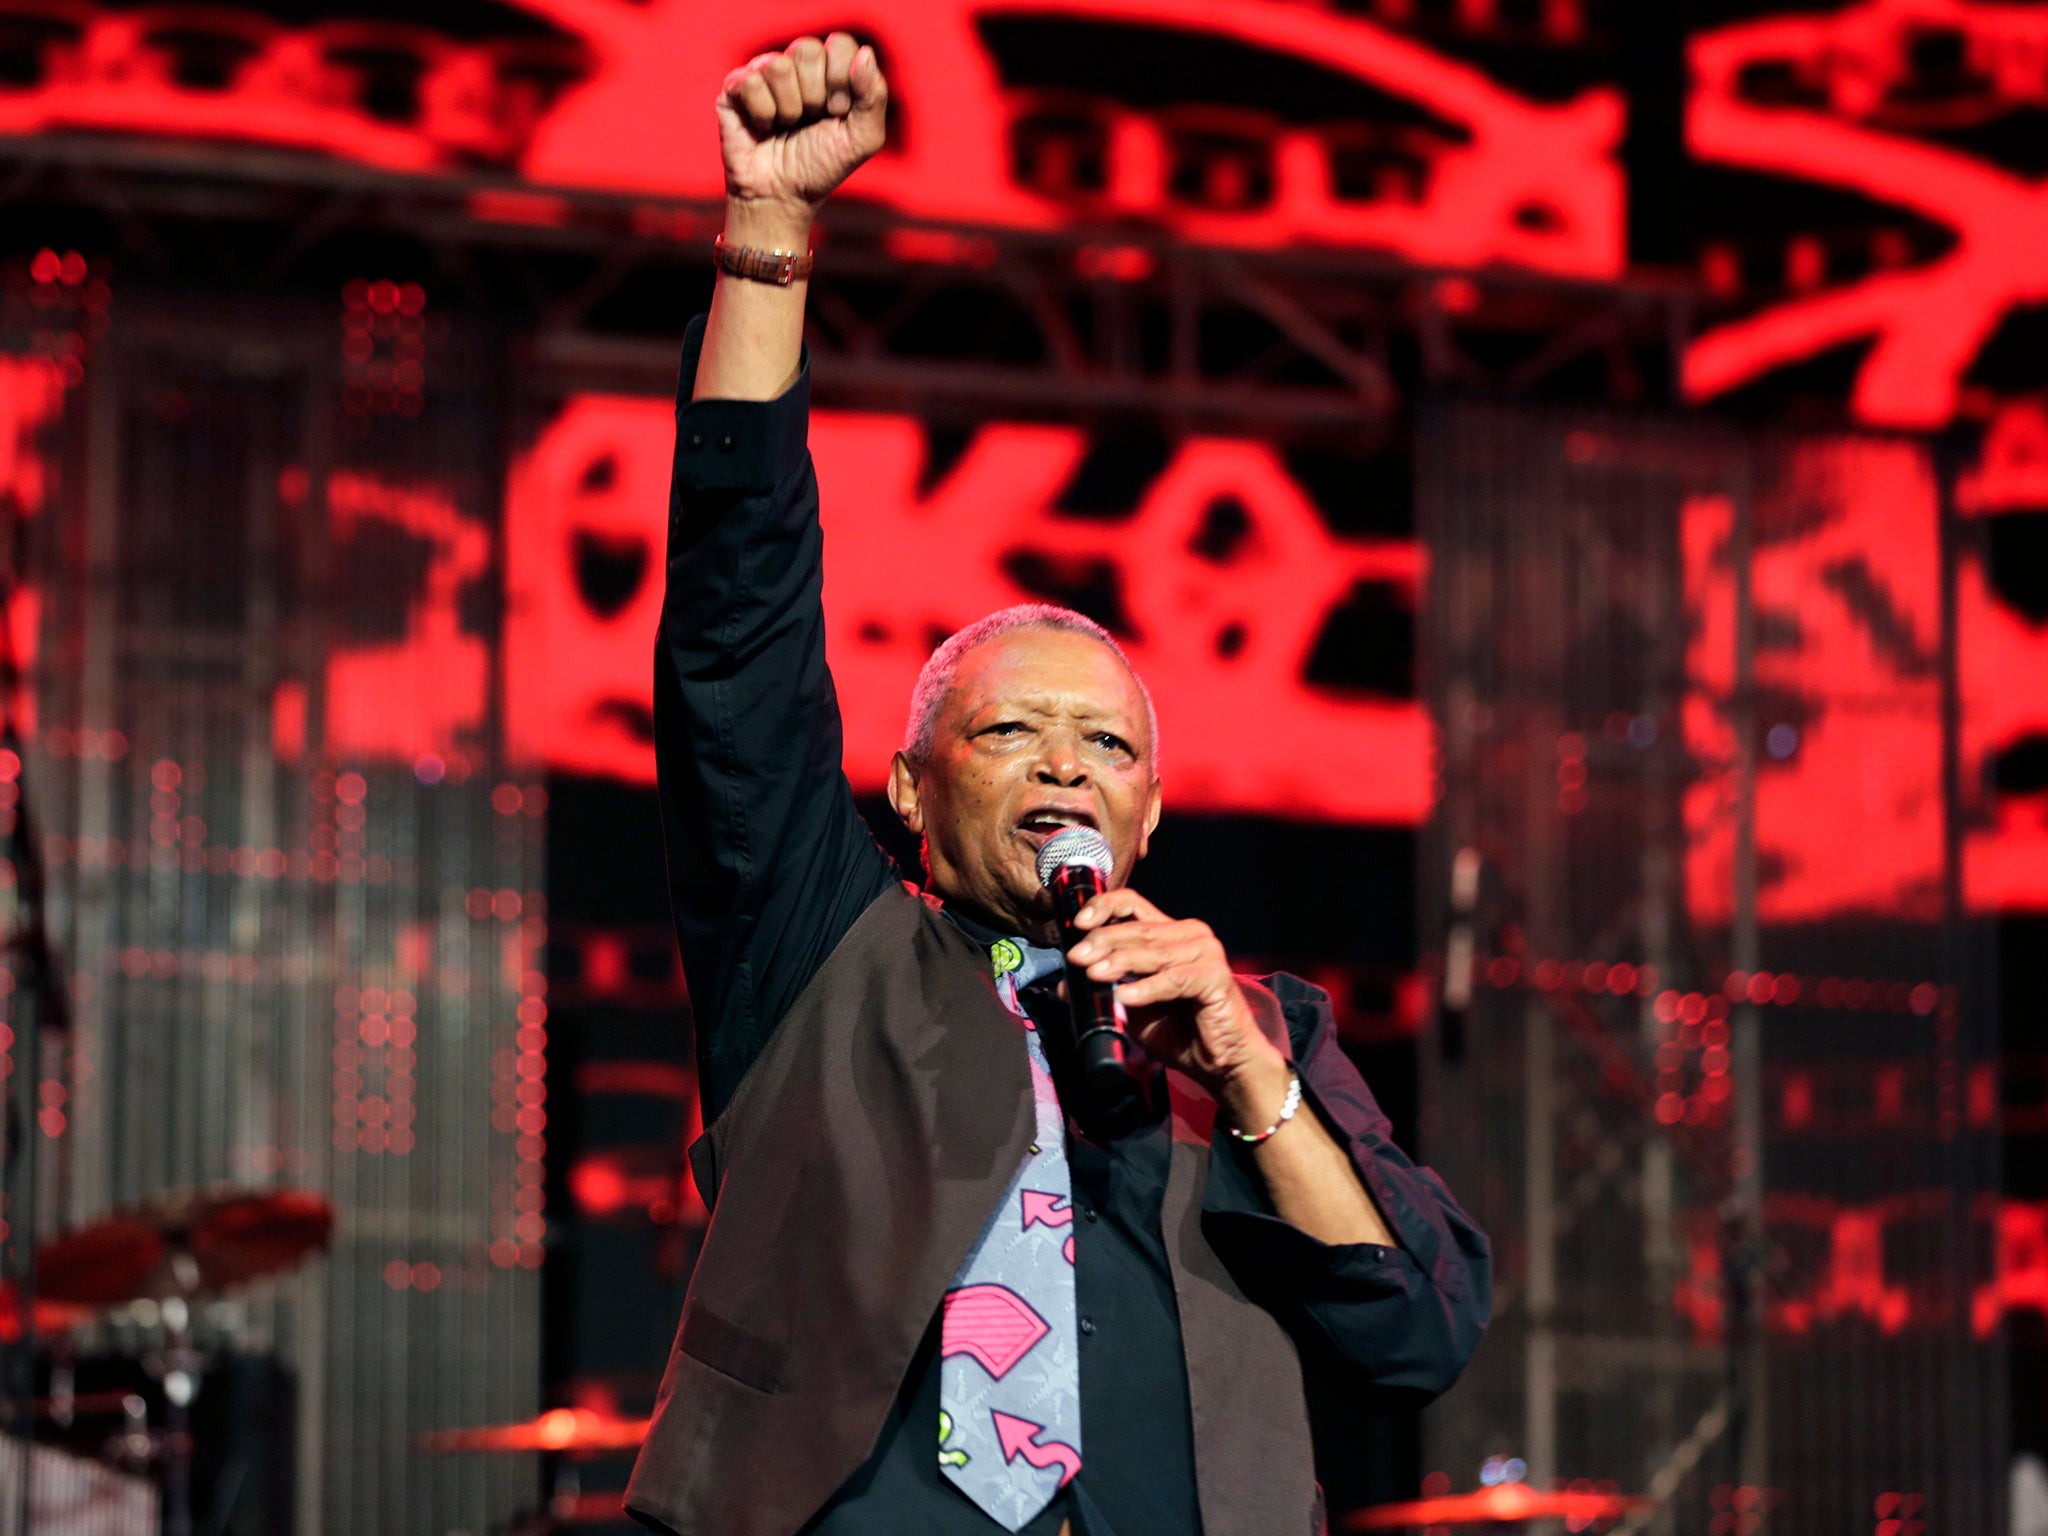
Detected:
[{"left": 627, "top": 34, "right": 1490, "bottom": 1536}]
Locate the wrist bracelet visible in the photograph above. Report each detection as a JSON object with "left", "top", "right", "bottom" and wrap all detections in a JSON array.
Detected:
[
  {"left": 713, "top": 232, "right": 815, "bottom": 286},
  {"left": 1226, "top": 1070, "right": 1302, "bottom": 1144}
]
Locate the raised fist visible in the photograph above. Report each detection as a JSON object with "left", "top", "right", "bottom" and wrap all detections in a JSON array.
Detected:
[{"left": 718, "top": 34, "right": 888, "bottom": 216}]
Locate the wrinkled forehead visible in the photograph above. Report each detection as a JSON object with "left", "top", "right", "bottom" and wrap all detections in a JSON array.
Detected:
[{"left": 945, "top": 627, "right": 1152, "bottom": 739}]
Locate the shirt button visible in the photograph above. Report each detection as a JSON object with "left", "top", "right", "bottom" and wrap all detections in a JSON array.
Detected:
[
  {"left": 718, "top": 432, "right": 737, "bottom": 452},
  {"left": 1082, "top": 1207, "right": 1099, "bottom": 1224},
  {"left": 1079, "top": 1318, "right": 1096, "bottom": 1337},
  {"left": 686, "top": 432, "right": 704, "bottom": 450}
]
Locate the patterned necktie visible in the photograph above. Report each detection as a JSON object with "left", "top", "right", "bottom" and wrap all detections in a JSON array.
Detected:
[{"left": 938, "top": 937, "right": 1083, "bottom": 1530}]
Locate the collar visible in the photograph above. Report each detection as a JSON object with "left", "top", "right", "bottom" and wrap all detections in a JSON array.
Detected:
[
  {"left": 938, "top": 894, "right": 1166, "bottom": 1137},
  {"left": 936, "top": 901, "right": 1064, "bottom": 990}
]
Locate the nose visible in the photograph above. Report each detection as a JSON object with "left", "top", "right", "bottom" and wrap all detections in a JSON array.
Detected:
[{"left": 1031, "top": 729, "right": 1089, "bottom": 788}]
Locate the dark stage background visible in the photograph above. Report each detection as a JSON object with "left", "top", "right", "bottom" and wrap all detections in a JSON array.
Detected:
[{"left": 1, "top": 1, "right": 2045, "bottom": 1533}]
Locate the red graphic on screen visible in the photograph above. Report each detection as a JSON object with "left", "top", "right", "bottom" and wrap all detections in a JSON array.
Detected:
[
  {"left": 1979, "top": 1197, "right": 2048, "bottom": 1338},
  {"left": 1686, "top": 1, "right": 2048, "bottom": 427},
  {"left": 1680, "top": 439, "right": 1948, "bottom": 923},
  {"left": 505, "top": 394, "right": 1427, "bottom": 822},
  {"left": 942, "top": 1283, "right": 1049, "bottom": 1379},
  {"left": 1672, "top": 1193, "right": 2047, "bottom": 1342},
  {"left": 0, "top": 354, "right": 69, "bottom": 736},
  {"left": 0, "top": 3, "right": 586, "bottom": 172},
  {"left": 312, "top": 468, "right": 490, "bottom": 762},
  {"left": 0, "top": 355, "right": 67, "bottom": 519},
  {"left": 0, "top": 0, "right": 1620, "bottom": 276},
  {"left": 1955, "top": 402, "right": 2048, "bottom": 911},
  {"left": 515, "top": 0, "right": 1620, "bottom": 274}
]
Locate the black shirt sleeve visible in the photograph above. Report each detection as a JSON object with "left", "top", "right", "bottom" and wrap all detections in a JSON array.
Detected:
[
  {"left": 1201, "top": 973, "right": 1492, "bottom": 1413},
  {"left": 655, "top": 315, "right": 901, "bottom": 1125}
]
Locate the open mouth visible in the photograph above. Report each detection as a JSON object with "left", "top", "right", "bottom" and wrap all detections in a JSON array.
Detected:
[{"left": 1015, "top": 807, "right": 1098, "bottom": 849}]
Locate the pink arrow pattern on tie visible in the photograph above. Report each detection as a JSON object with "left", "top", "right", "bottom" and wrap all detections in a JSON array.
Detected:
[
  {"left": 1021, "top": 1190, "right": 1074, "bottom": 1231},
  {"left": 991, "top": 1411, "right": 1082, "bottom": 1489}
]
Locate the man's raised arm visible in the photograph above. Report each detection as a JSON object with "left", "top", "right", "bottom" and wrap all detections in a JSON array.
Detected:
[
  {"left": 658, "top": 38, "right": 895, "bottom": 1122},
  {"left": 694, "top": 36, "right": 885, "bottom": 400}
]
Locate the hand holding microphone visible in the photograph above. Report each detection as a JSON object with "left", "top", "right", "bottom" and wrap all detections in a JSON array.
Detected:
[{"left": 1036, "top": 829, "right": 1288, "bottom": 1114}]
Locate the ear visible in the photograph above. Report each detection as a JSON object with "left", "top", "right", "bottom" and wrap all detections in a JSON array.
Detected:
[
  {"left": 887, "top": 751, "right": 925, "bottom": 835},
  {"left": 1134, "top": 775, "right": 1163, "bottom": 861}
]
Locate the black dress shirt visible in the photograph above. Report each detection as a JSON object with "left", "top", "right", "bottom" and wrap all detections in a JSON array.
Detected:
[{"left": 655, "top": 315, "right": 1490, "bottom": 1536}]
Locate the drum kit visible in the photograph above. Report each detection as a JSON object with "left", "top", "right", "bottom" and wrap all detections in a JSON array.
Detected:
[
  {"left": 14, "top": 1186, "right": 643, "bottom": 1532},
  {"left": 5, "top": 1186, "right": 334, "bottom": 1536}
]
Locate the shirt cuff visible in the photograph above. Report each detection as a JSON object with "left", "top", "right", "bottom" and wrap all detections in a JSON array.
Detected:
[
  {"left": 672, "top": 312, "right": 812, "bottom": 494},
  {"left": 1205, "top": 1202, "right": 1425, "bottom": 1300}
]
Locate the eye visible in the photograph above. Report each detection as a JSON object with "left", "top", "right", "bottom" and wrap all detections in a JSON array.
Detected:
[
  {"left": 979, "top": 721, "right": 1028, "bottom": 738},
  {"left": 1089, "top": 732, "right": 1133, "bottom": 757}
]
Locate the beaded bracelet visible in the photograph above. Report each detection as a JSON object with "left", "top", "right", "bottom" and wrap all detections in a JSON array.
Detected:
[{"left": 1226, "top": 1070, "right": 1302, "bottom": 1144}]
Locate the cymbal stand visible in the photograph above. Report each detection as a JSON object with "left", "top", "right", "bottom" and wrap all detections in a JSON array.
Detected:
[{"left": 146, "top": 1281, "right": 204, "bottom": 1536}]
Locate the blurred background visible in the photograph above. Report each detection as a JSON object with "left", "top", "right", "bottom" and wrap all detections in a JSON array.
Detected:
[{"left": 0, "top": 0, "right": 2041, "bottom": 1532}]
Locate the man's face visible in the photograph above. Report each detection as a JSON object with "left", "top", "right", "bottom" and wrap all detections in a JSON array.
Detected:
[{"left": 888, "top": 626, "right": 1162, "bottom": 942}]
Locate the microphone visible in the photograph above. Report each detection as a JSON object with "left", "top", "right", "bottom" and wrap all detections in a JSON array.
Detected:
[{"left": 1035, "top": 827, "right": 1136, "bottom": 1103}]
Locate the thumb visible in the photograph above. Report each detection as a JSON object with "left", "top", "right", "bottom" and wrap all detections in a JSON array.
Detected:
[{"left": 849, "top": 44, "right": 888, "bottom": 126}]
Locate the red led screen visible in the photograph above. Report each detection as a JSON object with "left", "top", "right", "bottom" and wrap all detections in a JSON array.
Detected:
[
  {"left": 505, "top": 394, "right": 1427, "bottom": 823},
  {"left": 1673, "top": 1192, "right": 2048, "bottom": 1343},
  {"left": 1956, "top": 402, "right": 2048, "bottom": 913},
  {"left": 0, "top": 0, "right": 1622, "bottom": 278},
  {"left": 0, "top": 354, "right": 63, "bottom": 741},
  {"left": 9, "top": 0, "right": 2048, "bottom": 903},
  {"left": 1680, "top": 441, "right": 1948, "bottom": 924},
  {"left": 1687, "top": 1, "right": 2048, "bottom": 429},
  {"left": 320, "top": 469, "right": 493, "bottom": 765}
]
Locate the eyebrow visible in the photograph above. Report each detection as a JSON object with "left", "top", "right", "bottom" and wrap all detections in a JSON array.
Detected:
[{"left": 975, "top": 697, "right": 1133, "bottom": 728}]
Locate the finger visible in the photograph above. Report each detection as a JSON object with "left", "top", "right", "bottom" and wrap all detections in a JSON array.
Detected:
[
  {"left": 1086, "top": 942, "right": 1207, "bottom": 983},
  {"left": 1115, "top": 967, "right": 1208, "bottom": 1009},
  {"left": 1069, "top": 920, "right": 1199, "bottom": 966},
  {"left": 733, "top": 69, "right": 779, "bottom": 135},
  {"left": 1073, "top": 886, "right": 1168, "bottom": 930},
  {"left": 788, "top": 35, "right": 828, "bottom": 114},
  {"left": 760, "top": 53, "right": 803, "bottom": 124},
  {"left": 850, "top": 42, "right": 887, "bottom": 114},
  {"left": 823, "top": 31, "right": 857, "bottom": 115},
  {"left": 723, "top": 53, "right": 779, "bottom": 95},
  {"left": 1068, "top": 917, "right": 1169, "bottom": 960}
]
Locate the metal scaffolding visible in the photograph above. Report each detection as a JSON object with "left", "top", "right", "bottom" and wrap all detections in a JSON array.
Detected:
[
  {"left": 0, "top": 135, "right": 1692, "bottom": 435},
  {"left": 1418, "top": 405, "right": 2004, "bottom": 1534}
]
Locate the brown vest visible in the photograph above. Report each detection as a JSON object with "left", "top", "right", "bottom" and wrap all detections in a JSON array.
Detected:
[{"left": 624, "top": 884, "right": 1319, "bottom": 1536}]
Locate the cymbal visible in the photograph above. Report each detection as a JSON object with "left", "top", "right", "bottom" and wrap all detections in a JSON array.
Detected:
[
  {"left": 38, "top": 1187, "right": 334, "bottom": 1307},
  {"left": 1345, "top": 1483, "right": 1651, "bottom": 1530},
  {"left": 416, "top": 1407, "right": 650, "bottom": 1455}
]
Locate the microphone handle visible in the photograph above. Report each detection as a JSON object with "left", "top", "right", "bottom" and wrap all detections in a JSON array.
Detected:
[{"left": 1050, "top": 865, "right": 1136, "bottom": 1100}]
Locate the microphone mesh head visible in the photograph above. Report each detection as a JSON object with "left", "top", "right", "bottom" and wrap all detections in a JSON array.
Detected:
[{"left": 1036, "top": 826, "right": 1114, "bottom": 889}]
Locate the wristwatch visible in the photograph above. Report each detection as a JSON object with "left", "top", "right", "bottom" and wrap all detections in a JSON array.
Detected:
[{"left": 713, "top": 233, "right": 815, "bottom": 286}]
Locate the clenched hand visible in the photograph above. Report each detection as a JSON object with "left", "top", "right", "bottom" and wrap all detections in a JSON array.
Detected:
[
  {"left": 1066, "top": 889, "right": 1291, "bottom": 1110},
  {"left": 718, "top": 34, "right": 888, "bottom": 218}
]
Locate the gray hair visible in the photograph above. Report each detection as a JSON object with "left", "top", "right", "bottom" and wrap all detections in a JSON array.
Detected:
[{"left": 902, "top": 603, "right": 1159, "bottom": 768}]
